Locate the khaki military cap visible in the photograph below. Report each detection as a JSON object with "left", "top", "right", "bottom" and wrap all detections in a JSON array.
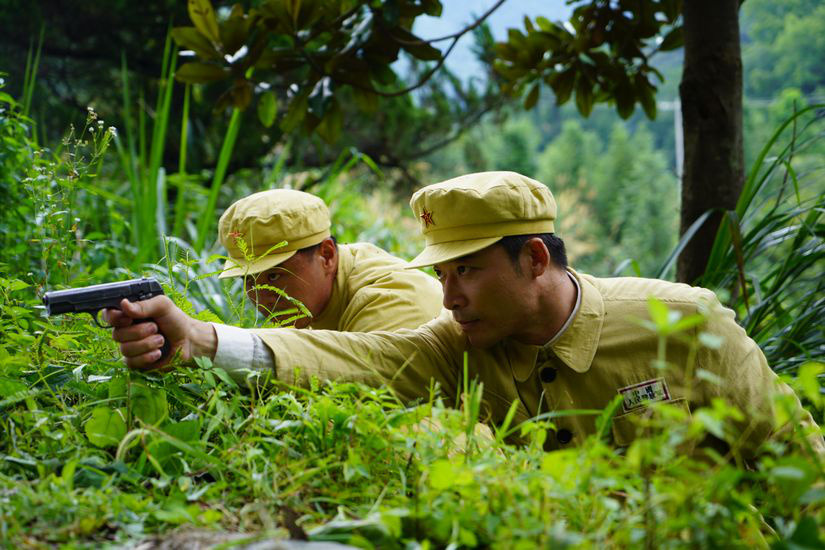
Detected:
[
  {"left": 407, "top": 171, "right": 556, "bottom": 268},
  {"left": 218, "top": 189, "right": 331, "bottom": 279}
]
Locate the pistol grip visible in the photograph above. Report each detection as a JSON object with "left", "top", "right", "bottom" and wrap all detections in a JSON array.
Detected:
[{"left": 133, "top": 318, "right": 171, "bottom": 361}]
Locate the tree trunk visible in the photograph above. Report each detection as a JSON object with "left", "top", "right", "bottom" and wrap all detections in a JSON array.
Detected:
[{"left": 677, "top": 0, "right": 744, "bottom": 283}]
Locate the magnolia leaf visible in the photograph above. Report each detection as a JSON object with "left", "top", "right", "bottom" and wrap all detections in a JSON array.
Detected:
[
  {"left": 280, "top": 92, "right": 309, "bottom": 133},
  {"left": 170, "top": 27, "right": 221, "bottom": 60},
  {"left": 574, "top": 77, "right": 594, "bottom": 116},
  {"left": 524, "top": 83, "right": 540, "bottom": 110},
  {"left": 175, "top": 62, "right": 228, "bottom": 84},
  {"left": 659, "top": 27, "right": 684, "bottom": 52},
  {"left": 230, "top": 80, "right": 253, "bottom": 110},
  {"left": 553, "top": 69, "right": 576, "bottom": 105},
  {"left": 257, "top": 91, "right": 278, "bottom": 127},
  {"left": 315, "top": 100, "right": 343, "bottom": 144},
  {"left": 220, "top": 6, "right": 249, "bottom": 56},
  {"left": 188, "top": 0, "right": 220, "bottom": 44},
  {"left": 85, "top": 407, "right": 127, "bottom": 448}
]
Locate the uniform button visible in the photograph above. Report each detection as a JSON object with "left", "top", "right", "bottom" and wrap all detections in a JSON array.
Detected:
[
  {"left": 539, "top": 367, "right": 557, "bottom": 383},
  {"left": 556, "top": 429, "right": 573, "bottom": 445}
]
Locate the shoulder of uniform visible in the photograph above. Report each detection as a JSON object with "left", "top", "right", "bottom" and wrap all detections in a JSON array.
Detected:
[{"left": 583, "top": 273, "right": 719, "bottom": 309}]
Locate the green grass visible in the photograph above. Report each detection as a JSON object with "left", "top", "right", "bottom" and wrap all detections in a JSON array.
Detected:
[{"left": 1, "top": 280, "right": 823, "bottom": 548}]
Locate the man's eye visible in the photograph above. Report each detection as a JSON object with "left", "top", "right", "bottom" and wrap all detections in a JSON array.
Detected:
[
  {"left": 457, "top": 266, "right": 468, "bottom": 275},
  {"left": 433, "top": 269, "right": 443, "bottom": 280},
  {"left": 267, "top": 273, "right": 281, "bottom": 283}
]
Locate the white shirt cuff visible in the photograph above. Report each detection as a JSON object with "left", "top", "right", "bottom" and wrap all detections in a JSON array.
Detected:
[{"left": 211, "top": 323, "right": 275, "bottom": 383}]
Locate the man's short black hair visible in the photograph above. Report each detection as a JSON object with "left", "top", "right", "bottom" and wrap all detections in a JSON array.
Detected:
[
  {"left": 498, "top": 233, "right": 568, "bottom": 269},
  {"left": 297, "top": 235, "right": 338, "bottom": 256}
]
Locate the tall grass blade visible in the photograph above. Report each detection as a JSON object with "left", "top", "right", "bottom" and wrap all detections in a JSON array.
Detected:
[
  {"left": 194, "top": 107, "right": 243, "bottom": 253},
  {"left": 21, "top": 26, "right": 44, "bottom": 118},
  {"left": 171, "top": 84, "right": 191, "bottom": 238}
]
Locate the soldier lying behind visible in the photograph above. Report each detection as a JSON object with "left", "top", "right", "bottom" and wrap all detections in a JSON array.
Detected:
[{"left": 215, "top": 188, "right": 442, "bottom": 334}]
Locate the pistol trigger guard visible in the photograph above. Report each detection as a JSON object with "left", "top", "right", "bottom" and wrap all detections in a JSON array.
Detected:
[{"left": 91, "top": 310, "right": 111, "bottom": 329}]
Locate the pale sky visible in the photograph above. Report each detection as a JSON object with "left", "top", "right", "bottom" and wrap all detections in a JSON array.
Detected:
[{"left": 412, "top": 1, "right": 572, "bottom": 81}]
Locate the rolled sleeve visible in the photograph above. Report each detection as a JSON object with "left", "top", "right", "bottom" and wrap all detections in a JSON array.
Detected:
[{"left": 211, "top": 323, "right": 275, "bottom": 383}]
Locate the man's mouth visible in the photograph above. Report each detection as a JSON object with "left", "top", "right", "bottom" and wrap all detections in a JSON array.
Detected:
[{"left": 456, "top": 319, "right": 480, "bottom": 329}]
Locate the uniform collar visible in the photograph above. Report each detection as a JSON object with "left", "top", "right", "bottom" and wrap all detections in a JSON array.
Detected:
[
  {"left": 308, "top": 244, "right": 350, "bottom": 330},
  {"left": 509, "top": 268, "right": 604, "bottom": 381},
  {"left": 549, "top": 269, "right": 604, "bottom": 373}
]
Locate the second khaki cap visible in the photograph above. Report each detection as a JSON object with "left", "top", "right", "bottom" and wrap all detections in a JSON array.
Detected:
[
  {"left": 218, "top": 189, "right": 331, "bottom": 278},
  {"left": 407, "top": 171, "right": 556, "bottom": 268}
]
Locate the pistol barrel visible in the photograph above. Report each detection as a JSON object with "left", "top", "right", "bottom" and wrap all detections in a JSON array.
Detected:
[{"left": 42, "top": 278, "right": 164, "bottom": 315}]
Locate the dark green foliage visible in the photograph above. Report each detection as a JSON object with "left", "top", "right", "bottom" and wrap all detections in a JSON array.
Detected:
[{"left": 494, "top": 1, "right": 683, "bottom": 119}]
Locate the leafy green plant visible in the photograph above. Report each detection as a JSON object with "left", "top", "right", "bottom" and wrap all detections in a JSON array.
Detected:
[
  {"left": 661, "top": 105, "right": 825, "bottom": 374},
  {"left": 3, "top": 279, "right": 822, "bottom": 548}
]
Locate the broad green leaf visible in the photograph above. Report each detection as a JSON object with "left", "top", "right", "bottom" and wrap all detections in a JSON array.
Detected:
[
  {"left": 8, "top": 279, "right": 29, "bottom": 291},
  {"left": 315, "top": 100, "right": 342, "bottom": 144},
  {"left": 130, "top": 384, "right": 168, "bottom": 425},
  {"left": 257, "top": 90, "right": 278, "bottom": 127},
  {"left": 796, "top": 362, "right": 824, "bottom": 407},
  {"left": 429, "top": 459, "right": 472, "bottom": 490},
  {"left": 551, "top": 69, "right": 576, "bottom": 105},
  {"left": 108, "top": 376, "right": 127, "bottom": 399},
  {"left": 85, "top": 407, "right": 127, "bottom": 448},
  {"left": 541, "top": 449, "right": 578, "bottom": 489},
  {"left": 219, "top": 5, "right": 249, "bottom": 56},
  {"left": 0, "top": 376, "right": 27, "bottom": 397},
  {"left": 175, "top": 62, "right": 228, "bottom": 84},
  {"left": 659, "top": 27, "right": 683, "bottom": 52},
  {"left": 170, "top": 27, "right": 222, "bottom": 60},
  {"left": 574, "top": 77, "right": 594, "bottom": 116},
  {"left": 211, "top": 364, "right": 239, "bottom": 389},
  {"left": 163, "top": 420, "right": 200, "bottom": 442},
  {"left": 280, "top": 92, "right": 309, "bottom": 133},
  {"left": 524, "top": 83, "right": 540, "bottom": 110},
  {"left": 188, "top": 0, "right": 220, "bottom": 44}
]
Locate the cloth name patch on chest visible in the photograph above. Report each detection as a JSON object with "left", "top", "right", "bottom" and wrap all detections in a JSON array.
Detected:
[{"left": 617, "top": 378, "right": 671, "bottom": 413}]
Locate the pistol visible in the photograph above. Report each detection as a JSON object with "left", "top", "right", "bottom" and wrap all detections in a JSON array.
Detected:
[{"left": 42, "top": 277, "right": 171, "bottom": 359}]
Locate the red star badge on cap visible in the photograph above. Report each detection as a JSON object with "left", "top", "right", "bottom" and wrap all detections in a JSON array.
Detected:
[{"left": 420, "top": 208, "right": 435, "bottom": 228}]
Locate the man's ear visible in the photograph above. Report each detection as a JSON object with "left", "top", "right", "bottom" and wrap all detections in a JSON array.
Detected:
[
  {"left": 524, "top": 238, "right": 551, "bottom": 278},
  {"left": 318, "top": 238, "right": 338, "bottom": 273}
]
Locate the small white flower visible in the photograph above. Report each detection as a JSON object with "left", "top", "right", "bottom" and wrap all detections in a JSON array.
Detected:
[{"left": 108, "top": 126, "right": 118, "bottom": 137}]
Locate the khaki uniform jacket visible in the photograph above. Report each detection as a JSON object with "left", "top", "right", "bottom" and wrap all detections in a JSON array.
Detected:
[
  {"left": 253, "top": 270, "right": 823, "bottom": 458},
  {"left": 307, "top": 243, "right": 443, "bottom": 332}
]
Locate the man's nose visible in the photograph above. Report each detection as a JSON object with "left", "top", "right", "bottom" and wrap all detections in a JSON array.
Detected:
[{"left": 441, "top": 277, "right": 467, "bottom": 311}]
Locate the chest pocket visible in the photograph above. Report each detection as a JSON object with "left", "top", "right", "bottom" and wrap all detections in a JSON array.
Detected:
[{"left": 611, "top": 398, "right": 691, "bottom": 448}]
